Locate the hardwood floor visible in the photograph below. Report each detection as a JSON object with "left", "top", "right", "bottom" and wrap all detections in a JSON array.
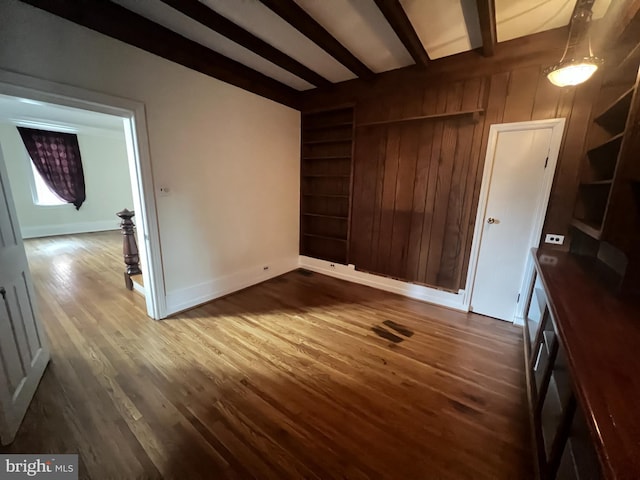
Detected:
[{"left": 1, "top": 231, "right": 532, "bottom": 479}]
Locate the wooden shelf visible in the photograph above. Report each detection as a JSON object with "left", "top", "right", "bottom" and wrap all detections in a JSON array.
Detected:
[
  {"left": 302, "top": 174, "right": 350, "bottom": 178},
  {"left": 540, "top": 376, "right": 563, "bottom": 457},
  {"left": 302, "top": 193, "right": 349, "bottom": 198},
  {"left": 303, "top": 233, "right": 347, "bottom": 242},
  {"left": 303, "top": 138, "right": 352, "bottom": 145},
  {"left": 356, "top": 108, "right": 484, "bottom": 127},
  {"left": 585, "top": 133, "right": 623, "bottom": 181},
  {"left": 594, "top": 87, "right": 634, "bottom": 134},
  {"left": 300, "top": 248, "right": 346, "bottom": 265},
  {"left": 571, "top": 218, "right": 602, "bottom": 240},
  {"left": 302, "top": 155, "right": 351, "bottom": 161},
  {"left": 303, "top": 213, "right": 348, "bottom": 220},
  {"left": 580, "top": 179, "right": 613, "bottom": 186},
  {"left": 587, "top": 132, "right": 624, "bottom": 153},
  {"left": 603, "top": 43, "right": 640, "bottom": 86},
  {"left": 553, "top": 349, "right": 573, "bottom": 410},
  {"left": 303, "top": 121, "right": 353, "bottom": 131}
]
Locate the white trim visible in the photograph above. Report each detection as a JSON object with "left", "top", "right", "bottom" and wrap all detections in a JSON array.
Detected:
[
  {"left": 0, "top": 70, "right": 167, "bottom": 319},
  {"left": 165, "top": 256, "right": 299, "bottom": 315},
  {"left": 21, "top": 220, "right": 119, "bottom": 239},
  {"left": 132, "top": 278, "right": 145, "bottom": 297},
  {"left": 463, "top": 118, "right": 566, "bottom": 323},
  {"left": 12, "top": 119, "right": 78, "bottom": 134},
  {"left": 513, "top": 254, "right": 536, "bottom": 327},
  {"left": 10, "top": 118, "right": 123, "bottom": 138},
  {"left": 299, "top": 256, "right": 467, "bottom": 311}
]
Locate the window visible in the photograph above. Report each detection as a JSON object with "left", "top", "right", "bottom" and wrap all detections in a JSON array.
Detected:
[
  {"left": 29, "top": 159, "right": 66, "bottom": 206},
  {"left": 17, "top": 126, "right": 86, "bottom": 210}
]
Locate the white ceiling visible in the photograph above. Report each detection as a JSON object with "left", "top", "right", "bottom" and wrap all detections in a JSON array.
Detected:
[
  {"left": 400, "top": 0, "right": 482, "bottom": 60},
  {"left": 496, "top": 0, "right": 611, "bottom": 43},
  {"left": 0, "top": 95, "right": 124, "bottom": 137},
  {"left": 112, "top": 0, "right": 612, "bottom": 91},
  {"left": 294, "top": 0, "right": 414, "bottom": 72}
]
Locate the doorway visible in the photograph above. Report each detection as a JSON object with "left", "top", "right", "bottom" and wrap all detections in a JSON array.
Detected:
[
  {"left": 0, "top": 96, "right": 146, "bottom": 293},
  {"left": 0, "top": 70, "right": 165, "bottom": 320},
  {"left": 466, "top": 119, "right": 565, "bottom": 322}
]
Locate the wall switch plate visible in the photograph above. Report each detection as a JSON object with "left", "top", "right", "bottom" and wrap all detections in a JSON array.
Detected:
[{"left": 545, "top": 234, "right": 564, "bottom": 245}]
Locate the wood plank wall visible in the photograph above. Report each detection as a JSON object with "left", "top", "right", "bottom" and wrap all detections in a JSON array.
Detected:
[
  {"left": 300, "top": 30, "right": 601, "bottom": 292},
  {"left": 350, "top": 79, "right": 486, "bottom": 290}
]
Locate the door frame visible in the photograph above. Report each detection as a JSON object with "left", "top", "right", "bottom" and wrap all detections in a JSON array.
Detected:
[
  {"left": 0, "top": 69, "right": 166, "bottom": 319},
  {"left": 462, "top": 118, "right": 566, "bottom": 322}
]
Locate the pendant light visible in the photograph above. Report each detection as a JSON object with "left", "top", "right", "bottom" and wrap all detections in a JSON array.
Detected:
[{"left": 544, "top": 2, "right": 603, "bottom": 87}]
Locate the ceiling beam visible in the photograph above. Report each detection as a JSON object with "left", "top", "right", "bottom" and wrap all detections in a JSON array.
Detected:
[
  {"left": 476, "top": 0, "right": 497, "bottom": 57},
  {"left": 18, "top": 0, "right": 299, "bottom": 108},
  {"left": 160, "top": 0, "right": 331, "bottom": 88},
  {"left": 257, "top": 0, "right": 374, "bottom": 78},
  {"left": 373, "top": 0, "right": 430, "bottom": 67}
]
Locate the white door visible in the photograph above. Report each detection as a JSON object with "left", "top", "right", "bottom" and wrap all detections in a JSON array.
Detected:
[
  {"left": 0, "top": 143, "right": 50, "bottom": 445},
  {"left": 470, "top": 120, "right": 564, "bottom": 321}
]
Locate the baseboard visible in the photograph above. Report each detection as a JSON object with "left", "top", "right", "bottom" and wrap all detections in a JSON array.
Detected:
[
  {"left": 21, "top": 220, "right": 120, "bottom": 239},
  {"left": 165, "top": 256, "right": 299, "bottom": 316},
  {"left": 298, "top": 256, "right": 467, "bottom": 312},
  {"left": 132, "top": 279, "right": 145, "bottom": 297}
]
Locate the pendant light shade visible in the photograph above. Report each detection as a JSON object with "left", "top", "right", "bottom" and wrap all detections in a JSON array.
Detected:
[
  {"left": 545, "top": 2, "right": 602, "bottom": 87},
  {"left": 545, "top": 57, "right": 602, "bottom": 87}
]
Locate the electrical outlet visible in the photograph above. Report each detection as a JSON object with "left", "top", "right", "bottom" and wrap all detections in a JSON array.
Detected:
[
  {"left": 539, "top": 254, "right": 558, "bottom": 265},
  {"left": 545, "top": 234, "right": 565, "bottom": 245},
  {"left": 263, "top": 266, "right": 269, "bottom": 271}
]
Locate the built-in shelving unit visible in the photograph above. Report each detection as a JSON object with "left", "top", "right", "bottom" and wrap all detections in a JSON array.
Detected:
[
  {"left": 570, "top": 41, "right": 640, "bottom": 295},
  {"left": 593, "top": 87, "right": 634, "bottom": 134},
  {"left": 572, "top": 81, "right": 634, "bottom": 236},
  {"left": 300, "top": 106, "right": 354, "bottom": 264},
  {"left": 524, "top": 252, "right": 603, "bottom": 480},
  {"left": 524, "top": 249, "right": 640, "bottom": 479}
]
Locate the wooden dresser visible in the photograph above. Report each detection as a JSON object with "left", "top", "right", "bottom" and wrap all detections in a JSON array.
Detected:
[{"left": 524, "top": 249, "right": 640, "bottom": 480}]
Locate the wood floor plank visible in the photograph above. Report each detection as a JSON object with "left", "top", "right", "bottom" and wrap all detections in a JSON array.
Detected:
[{"left": 0, "top": 232, "right": 532, "bottom": 479}]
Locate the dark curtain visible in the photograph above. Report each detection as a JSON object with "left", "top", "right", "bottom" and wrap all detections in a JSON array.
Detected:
[{"left": 17, "top": 127, "right": 86, "bottom": 210}]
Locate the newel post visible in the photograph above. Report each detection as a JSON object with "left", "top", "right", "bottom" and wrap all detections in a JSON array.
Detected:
[{"left": 116, "top": 208, "right": 142, "bottom": 290}]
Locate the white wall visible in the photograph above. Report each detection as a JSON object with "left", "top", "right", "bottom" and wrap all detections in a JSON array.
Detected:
[
  {"left": 0, "top": 123, "right": 134, "bottom": 238},
  {"left": 0, "top": 0, "right": 301, "bottom": 314}
]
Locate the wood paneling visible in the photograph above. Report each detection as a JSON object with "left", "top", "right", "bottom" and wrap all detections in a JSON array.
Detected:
[
  {"left": 351, "top": 78, "right": 493, "bottom": 291},
  {"left": 302, "top": 36, "right": 597, "bottom": 291},
  {"left": 3, "top": 232, "right": 532, "bottom": 479}
]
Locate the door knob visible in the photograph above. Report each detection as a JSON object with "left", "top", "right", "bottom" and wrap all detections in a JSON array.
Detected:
[{"left": 487, "top": 217, "right": 496, "bottom": 224}]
